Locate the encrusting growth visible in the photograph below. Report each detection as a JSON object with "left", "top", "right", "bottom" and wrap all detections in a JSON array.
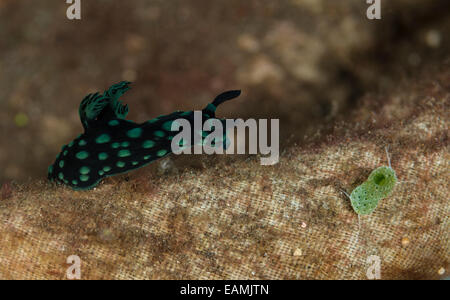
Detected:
[{"left": 343, "top": 147, "right": 397, "bottom": 215}]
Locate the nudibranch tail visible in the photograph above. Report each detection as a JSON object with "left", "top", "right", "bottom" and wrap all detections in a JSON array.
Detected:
[{"left": 48, "top": 82, "right": 241, "bottom": 190}]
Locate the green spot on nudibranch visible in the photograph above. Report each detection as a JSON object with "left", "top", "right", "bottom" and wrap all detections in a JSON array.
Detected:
[
  {"left": 116, "top": 161, "right": 126, "bottom": 168},
  {"left": 80, "top": 175, "right": 89, "bottom": 182},
  {"left": 59, "top": 160, "right": 64, "bottom": 168},
  {"left": 72, "top": 180, "right": 78, "bottom": 185},
  {"left": 157, "top": 149, "right": 167, "bottom": 157},
  {"left": 144, "top": 155, "right": 151, "bottom": 160},
  {"left": 103, "top": 166, "right": 111, "bottom": 172},
  {"left": 63, "top": 150, "right": 68, "bottom": 156},
  {"left": 142, "top": 140, "right": 155, "bottom": 148},
  {"left": 121, "top": 141, "right": 130, "bottom": 147},
  {"left": 127, "top": 128, "right": 142, "bottom": 138},
  {"left": 78, "top": 139, "right": 87, "bottom": 146},
  {"left": 205, "top": 103, "right": 216, "bottom": 112},
  {"left": 111, "top": 142, "right": 120, "bottom": 149},
  {"left": 147, "top": 118, "right": 159, "bottom": 124},
  {"left": 98, "top": 170, "right": 105, "bottom": 176},
  {"left": 76, "top": 151, "right": 89, "bottom": 160},
  {"left": 162, "top": 120, "right": 178, "bottom": 131},
  {"left": 132, "top": 161, "right": 139, "bottom": 166},
  {"left": 79, "top": 166, "right": 90, "bottom": 174},
  {"left": 118, "top": 149, "right": 131, "bottom": 157},
  {"left": 98, "top": 152, "right": 108, "bottom": 160},
  {"left": 96, "top": 133, "right": 111, "bottom": 144},
  {"left": 68, "top": 141, "right": 74, "bottom": 147},
  {"left": 58, "top": 172, "right": 64, "bottom": 180},
  {"left": 48, "top": 165, "right": 53, "bottom": 174},
  {"left": 154, "top": 130, "right": 165, "bottom": 138},
  {"left": 108, "top": 120, "right": 120, "bottom": 126}
]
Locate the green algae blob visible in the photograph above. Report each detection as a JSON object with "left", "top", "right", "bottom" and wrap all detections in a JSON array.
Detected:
[{"left": 348, "top": 149, "right": 397, "bottom": 215}]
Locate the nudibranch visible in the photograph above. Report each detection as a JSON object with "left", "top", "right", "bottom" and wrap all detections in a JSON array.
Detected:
[{"left": 48, "top": 81, "right": 240, "bottom": 190}]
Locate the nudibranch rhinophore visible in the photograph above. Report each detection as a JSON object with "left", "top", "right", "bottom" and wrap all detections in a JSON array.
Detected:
[{"left": 48, "top": 81, "right": 241, "bottom": 190}]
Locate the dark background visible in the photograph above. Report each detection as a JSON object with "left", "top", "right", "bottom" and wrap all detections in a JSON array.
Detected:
[{"left": 0, "top": 0, "right": 448, "bottom": 184}]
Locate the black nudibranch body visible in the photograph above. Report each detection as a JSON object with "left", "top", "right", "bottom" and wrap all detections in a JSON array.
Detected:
[{"left": 48, "top": 81, "right": 240, "bottom": 190}]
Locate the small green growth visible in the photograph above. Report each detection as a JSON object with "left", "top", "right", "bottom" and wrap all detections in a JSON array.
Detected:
[
  {"left": 346, "top": 147, "right": 397, "bottom": 215},
  {"left": 14, "top": 113, "right": 29, "bottom": 127}
]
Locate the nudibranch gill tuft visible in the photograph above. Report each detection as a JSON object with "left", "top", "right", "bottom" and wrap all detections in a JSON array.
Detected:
[{"left": 48, "top": 81, "right": 241, "bottom": 190}]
